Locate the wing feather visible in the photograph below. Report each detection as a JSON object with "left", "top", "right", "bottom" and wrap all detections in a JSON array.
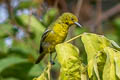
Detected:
[{"left": 39, "top": 29, "right": 51, "bottom": 53}]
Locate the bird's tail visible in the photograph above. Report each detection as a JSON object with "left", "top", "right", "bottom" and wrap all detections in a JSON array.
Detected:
[{"left": 35, "top": 52, "right": 45, "bottom": 64}]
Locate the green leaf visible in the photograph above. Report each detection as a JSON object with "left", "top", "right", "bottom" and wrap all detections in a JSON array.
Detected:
[
  {"left": 29, "top": 64, "right": 45, "bottom": 77},
  {"left": 0, "top": 57, "right": 28, "bottom": 73},
  {"left": 113, "top": 17, "right": 120, "bottom": 28},
  {"left": 1, "top": 77, "right": 19, "bottom": 80},
  {"left": 16, "top": 0, "right": 39, "bottom": 10},
  {"left": 105, "top": 33, "right": 119, "bottom": 43},
  {"left": 114, "top": 49, "right": 120, "bottom": 79},
  {"left": 42, "top": 8, "right": 58, "bottom": 27},
  {"left": 9, "top": 40, "right": 38, "bottom": 63},
  {"left": 103, "top": 47, "right": 116, "bottom": 80},
  {"left": 55, "top": 43, "right": 82, "bottom": 80},
  {"left": 94, "top": 60, "right": 100, "bottom": 80},
  {"left": 0, "top": 23, "right": 14, "bottom": 38},
  {"left": 11, "top": 41, "right": 32, "bottom": 55},
  {"left": 0, "top": 39, "right": 8, "bottom": 53},
  {"left": 15, "top": 14, "right": 45, "bottom": 32},
  {"left": 33, "top": 63, "right": 51, "bottom": 80},
  {"left": 15, "top": 14, "right": 45, "bottom": 45},
  {"left": 1, "top": 63, "right": 33, "bottom": 80},
  {"left": 110, "top": 40, "right": 120, "bottom": 51},
  {"left": 81, "top": 33, "right": 112, "bottom": 78}
]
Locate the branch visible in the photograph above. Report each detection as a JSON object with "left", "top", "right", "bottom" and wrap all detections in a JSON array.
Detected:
[
  {"left": 85, "top": 4, "right": 120, "bottom": 31},
  {"left": 65, "top": 34, "right": 82, "bottom": 43},
  {"left": 95, "top": 0, "right": 102, "bottom": 33}
]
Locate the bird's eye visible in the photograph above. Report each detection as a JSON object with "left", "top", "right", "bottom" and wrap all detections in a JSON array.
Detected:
[
  {"left": 71, "top": 18, "right": 74, "bottom": 21},
  {"left": 65, "top": 22, "right": 69, "bottom": 25}
]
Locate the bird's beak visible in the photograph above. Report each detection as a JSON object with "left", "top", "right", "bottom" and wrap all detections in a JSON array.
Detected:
[{"left": 74, "top": 22, "right": 82, "bottom": 28}]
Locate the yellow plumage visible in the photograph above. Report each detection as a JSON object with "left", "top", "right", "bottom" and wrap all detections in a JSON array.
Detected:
[{"left": 35, "top": 13, "right": 81, "bottom": 64}]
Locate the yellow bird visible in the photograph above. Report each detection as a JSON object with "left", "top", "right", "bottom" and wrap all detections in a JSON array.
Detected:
[{"left": 35, "top": 13, "right": 81, "bottom": 64}]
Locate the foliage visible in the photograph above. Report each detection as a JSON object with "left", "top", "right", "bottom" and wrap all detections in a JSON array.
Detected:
[
  {"left": 56, "top": 43, "right": 82, "bottom": 80},
  {"left": 42, "top": 8, "right": 59, "bottom": 27},
  {"left": 36, "top": 33, "right": 120, "bottom": 80},
  {"left": 0, "top": 0, "right": 120, "bottom": 80},
  {"left": 81, "top": 33, "right": 120, "bottom": 80},
  {"left": 33, "top": 63, "right": 51, "bottom": 80}
]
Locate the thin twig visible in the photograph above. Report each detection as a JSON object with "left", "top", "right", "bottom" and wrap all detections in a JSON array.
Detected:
[
  {"left": 85, "top": 4, "right": 120, "bottom": 30},
  {"left": 5, "top": 0, "right": 14, "bottom": 20},
  {"left": 75, "top": 0, "right": 83, "bottom": 17},
  {"left": 59, "top": 0, "right": 68, "bottom": 12},
  {"left": 47, "top": 62, "right": 52, "bottom": 80},
  {"left": 65, "top": 34, "right": 82, "bottom": 43},
  {"left": 95, "top": 0, "right": 102, "bottom": 33},
  {"left": 54, "top": 0, "right": 59, "bottom": 8}
]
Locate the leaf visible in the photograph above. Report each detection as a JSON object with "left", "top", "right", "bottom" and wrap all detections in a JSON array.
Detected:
[
  {"left": 113, "top": 17, "right": 120, "bottom": 28},
  {"left": 94, "top": 60, "right": 100, "bottom": 80},
  {"left": 15, "top": 14, "right": 45, "bottom": 45},
  {"left": 81, "top": 33, "right": 112, "bottom": 78},
  {"left": 29, "top": 64, "right": 45, "bottom": 77},
  {"left": 0, "top": 23, "right": 14, "bottom": 38},
  {"left": 11, "top": 41, "right": 32, "bottom": 55},
  {"left": 15, "top": 14, "right": 45, "bottom": 33},
  {"left": 1, "top": 63, "right": 33, "bottom": 80},
  {"left": 103, "top": 47, "right": 116, "bottom": 80},
  {"left": 9, "top": 40, "right": 38, "bottom": 63},
  {"left": 42, "top": 8, "right": 58, "bottom": 27},
  {"left": 113, "top": 17, "right": 120, "bottom": 35},
  {"left": 81, "top": 64, "right": 88, "bottom": 80},
  {"left": 110, "top": 40, "right": 120, "bottom": 51},
  {"left": 114, "top": 49, "right": 120, "bottom": 79},
  {"left": 1, "top": 77, "right": 19, "bottom": 80},
  {"left": 33, "top": 63, "right": 51, "bottom": 80},
  {"left": 0, "top": 39, "right": 8, "bottom": 53},
  {"left": 0, "top": 57, "right": 28, "bottom": 73},
  {"left": 16, "top": 0, "right": 39, "bottom": 10},
  {"left": 55, "top": 43, "right": 82, "bottom": 80},
  {"left": 105, "top": 34, "right": 118, "bottom": 43}
]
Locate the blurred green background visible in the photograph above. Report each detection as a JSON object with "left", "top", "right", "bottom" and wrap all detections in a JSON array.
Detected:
[{"left": 0, "top": 0, "right": 120, "bottom": 80}]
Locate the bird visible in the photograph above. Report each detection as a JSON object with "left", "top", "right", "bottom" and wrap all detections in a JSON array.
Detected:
[{"left": 35, "top": 12, "right": 81, "bottom": 64}]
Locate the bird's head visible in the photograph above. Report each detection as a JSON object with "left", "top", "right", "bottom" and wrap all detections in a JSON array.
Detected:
[{"left": 61, "top": 13, "right": 82, "bottom": 27}]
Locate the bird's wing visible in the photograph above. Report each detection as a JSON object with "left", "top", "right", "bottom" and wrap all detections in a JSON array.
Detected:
[{"left": 39, "top": 29, "right": 51, "bottom": 53}]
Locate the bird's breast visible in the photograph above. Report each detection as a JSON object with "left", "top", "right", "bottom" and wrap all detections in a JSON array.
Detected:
[
  {"left": 53, "top": 23, "right": 68, "bottom": 36},
  {"left": 42, "top": 23, "right": 69, "bottom": 53},
  {"left": 52, "top": 23, "right": 69, "bottom": 43},
  {"left": 48, "top": 30, "right": 67, "bottom": 44}
]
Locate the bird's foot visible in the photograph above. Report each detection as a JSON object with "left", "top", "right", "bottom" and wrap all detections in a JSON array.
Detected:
[{"left": 50, "top": 60, "right": 55, "bottom": 65}]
